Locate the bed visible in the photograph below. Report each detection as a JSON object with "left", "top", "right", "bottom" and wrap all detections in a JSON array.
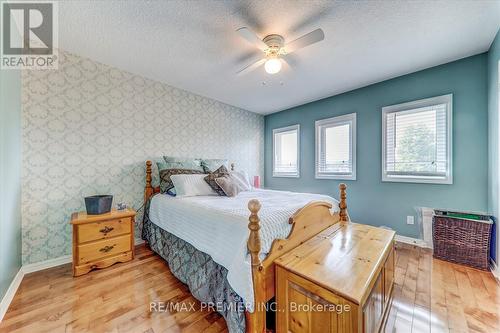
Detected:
[{"left": 142, "top": 160, "right": 348, "bottom": 332}]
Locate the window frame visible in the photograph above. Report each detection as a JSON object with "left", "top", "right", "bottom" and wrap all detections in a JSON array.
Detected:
[
  {"left": 381, "top": 94, "right": 453, "bottom": 184},
  {"left": 315, "top": 113, "right": 357, "bottom": 180},
  {"left": 272, "top": 124, "right": 300, "bottom": 178}
]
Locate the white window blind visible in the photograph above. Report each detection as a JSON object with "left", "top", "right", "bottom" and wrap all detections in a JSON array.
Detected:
[
  {"left": 315, "top": 113, "right": 356, "bottom": 180},
  {"left": 382, "top": 94, "right": 452, "bottom": 184},
  {"left": 273, "top": 125, "right": 299, "bottom": 177}
]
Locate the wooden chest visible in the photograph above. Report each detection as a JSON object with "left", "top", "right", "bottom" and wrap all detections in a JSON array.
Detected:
[
  {"left": 275, "top": 223, "right": 395, "bottom": 333},
  {"left": 71, "top": 209, "right": 136, "bottom": 276}
]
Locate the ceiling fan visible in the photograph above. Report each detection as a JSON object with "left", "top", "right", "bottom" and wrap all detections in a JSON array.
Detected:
[{"left": 236, "top": 27, "right": 325, "bottom": 75}]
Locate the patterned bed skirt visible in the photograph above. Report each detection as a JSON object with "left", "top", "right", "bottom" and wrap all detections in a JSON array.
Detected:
[{"left": 141, "top": 198, "right": 246, "bottom": 333}]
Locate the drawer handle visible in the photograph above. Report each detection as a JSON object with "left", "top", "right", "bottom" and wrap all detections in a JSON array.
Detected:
[
  {"left": 99, "top": 226, "right": 114, "bottom": 235},
  {"left": 99, "top": 244, "right": 116, "bottom": 253}
]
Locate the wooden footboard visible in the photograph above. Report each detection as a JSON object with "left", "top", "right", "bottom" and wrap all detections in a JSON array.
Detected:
[{"left": 246, "top": 184, "right": 348, "bottom": 333}]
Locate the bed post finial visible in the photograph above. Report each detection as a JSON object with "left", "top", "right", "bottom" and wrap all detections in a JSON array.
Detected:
[
  {"left": 145, "top": 161, "right": 154, "bottom": 204},
  {"left": 231, "top": 163, "right": 235, "bottom": 171},
  {"left": 248, "top": 199, "right": 262, "bottom": 270},
  {"left": 339, "top": 183, "right": 348, "bottom": 222},
  {"left": 246, "top": 199, "right": 266, "bottom": 332}
]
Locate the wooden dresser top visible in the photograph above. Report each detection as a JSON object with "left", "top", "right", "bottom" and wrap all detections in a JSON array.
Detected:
[
  {"left": 275, "top": 222, "right": 395, "bottom": 305},
  {"left": 71, "top": 208, "right": 136, "bottom": 225}
]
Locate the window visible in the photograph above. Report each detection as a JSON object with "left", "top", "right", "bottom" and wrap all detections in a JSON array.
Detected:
[
  {"left": 382, "top": 94, "right": 452, "bottom": 184},
  {"left": 273, "top": 125, "right": 299, "bottom": 177},
  {"left": 315, "top": 113, "right": 356, "bottom": 180}
]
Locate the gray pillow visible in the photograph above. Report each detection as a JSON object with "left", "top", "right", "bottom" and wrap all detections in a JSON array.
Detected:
[
  {"left": 215, "top": 174, "right": 242, "bottom": 197},
  {"left": 204, "top": 165, "right": 229, "bottom": 196}
]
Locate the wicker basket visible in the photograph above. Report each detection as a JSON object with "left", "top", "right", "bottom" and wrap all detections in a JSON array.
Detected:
[{"left": 432, "top": 210, "right": 492, "bottom": 270}]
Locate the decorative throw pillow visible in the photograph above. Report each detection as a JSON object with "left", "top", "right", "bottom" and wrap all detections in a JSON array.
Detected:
[
  {"left": 204, "top": 165, "right": 229, "bottom": 196},
  {"left": 159, "top": 168, "right": 205, "bottom": 195},
  {"left": 163, "top": 156, "right": 204, "bottom": 172},
  {"left": 201, "top": 159, "right": 229, "bottom": 173},
  {"left": 231, "top": 170, "right": 252, "bottom": 191},
  {"left": 170, "top": 174, "right": 217, "bottom": 197},
  {"left": 215, "top": 175, "right": 243, "bottom": 197}
]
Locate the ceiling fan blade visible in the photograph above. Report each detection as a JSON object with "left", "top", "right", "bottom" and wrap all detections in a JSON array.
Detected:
[
  {"left": 236, "top": 27, "right": 268, "bottom": 51},
  {"left": 280, "top": 57, "right": 291, "bottom": 72},
  {"left": 236, "top": 58, "right": 266, "bottom": 76},
  {"left": 285, "top": 28, "right": 325, "bottom": 53},
  {"left": 282, "top": 54, "right": 298, "bottom": 68}
]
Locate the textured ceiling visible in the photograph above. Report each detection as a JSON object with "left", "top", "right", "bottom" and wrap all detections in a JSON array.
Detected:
[{"left": 59, "top": 0, "right": 500, "bottom": 114}]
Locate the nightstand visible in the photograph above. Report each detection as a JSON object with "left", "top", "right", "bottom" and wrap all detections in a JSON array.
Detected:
[{"left": 71, "top": 208, "right": 136, "bottom": 276}]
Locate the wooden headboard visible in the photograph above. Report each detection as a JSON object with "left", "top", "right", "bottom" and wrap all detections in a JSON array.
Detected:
[{"left": 143, "top": 160, "right": 235, "bottom": 204}]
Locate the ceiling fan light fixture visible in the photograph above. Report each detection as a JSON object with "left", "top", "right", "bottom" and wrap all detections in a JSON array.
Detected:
[
  {"left": 236, "top": 27, "right": 324, "bottom": 76},
  {"left": 264, "top": 58, "right": 281, "bottom": 74}
]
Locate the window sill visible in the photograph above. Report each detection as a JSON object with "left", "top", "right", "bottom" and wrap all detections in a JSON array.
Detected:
[
  {"left": 273, "top": 173, "right": 300, "bottom": 178},
  {"left": 315, "top": 173, "right": 356, "bottom": 180},
  {"left": 382, "top": 174, "right": 452, "bottom": 184}
]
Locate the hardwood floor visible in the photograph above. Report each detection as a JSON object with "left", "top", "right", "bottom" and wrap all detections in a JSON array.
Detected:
[
  {"left": 0, "top": 245, "right": 228, "bottom": 333},
  {"left": 383, "top": 243, "right": 500, "bottom": 333},
  {"left": 0, "top": 243, "right": 498, "bottom": 333}
]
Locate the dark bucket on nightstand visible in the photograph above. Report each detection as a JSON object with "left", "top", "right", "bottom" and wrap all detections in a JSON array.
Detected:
[{"left": 84, "top": 195, "right": 113, "bottom": 215}]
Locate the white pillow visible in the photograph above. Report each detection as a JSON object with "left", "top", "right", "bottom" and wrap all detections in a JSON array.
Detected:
[
  {"left": 231, "top": 170, "right": 252, "bottom": 191},
  {"left": 170, "top": 174, "right": 217, "bottom": 197}
]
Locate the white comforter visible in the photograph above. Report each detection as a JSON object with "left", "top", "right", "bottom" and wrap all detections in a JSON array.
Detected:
[{"left": 148, "top": 188, "right": 339, "bottom": 311}]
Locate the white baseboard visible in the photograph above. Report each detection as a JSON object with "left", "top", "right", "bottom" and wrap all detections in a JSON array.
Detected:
[
  {"left": 395, "top": 234, "right": 429, "bottom": 248},
  {"left": 22, "top": 255, "right": 72, "bottom": 275},
  {"left": 0, "top": 268, "right": 24, "bottom": 322}
]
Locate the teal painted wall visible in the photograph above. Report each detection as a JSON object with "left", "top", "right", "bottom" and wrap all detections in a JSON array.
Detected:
[
  {"left": 265, "top": 54, "right": 488, "bottom": 239},
  {"left": 488, "top": 29, "right": 500, "bottom": 263},
  {"left": 0, "top": 66, "right": 22, "bottom": 301}
]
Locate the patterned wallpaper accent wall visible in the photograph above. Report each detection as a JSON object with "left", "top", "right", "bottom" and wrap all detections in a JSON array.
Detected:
[{"left": 22, "top": 50, "right": 264, "bottom": 264}]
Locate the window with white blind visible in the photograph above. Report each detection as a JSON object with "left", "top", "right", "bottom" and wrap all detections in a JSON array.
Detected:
[
  {"left": 315, "top": 113, "right": 356, "bottom": 180},
  {"left": 382, "top": 94, "right": 452, "bottom": 184},
  {"left": 273, "top": 125, "right": 300, "bottom": 177}
]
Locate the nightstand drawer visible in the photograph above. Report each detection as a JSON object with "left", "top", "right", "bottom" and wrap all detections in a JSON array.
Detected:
[
  {"left": 77, "top": 234, "right": 131, "bottom": 263},
  {"left": 77, "top": 217, "right": 132, "bottom": 243}
]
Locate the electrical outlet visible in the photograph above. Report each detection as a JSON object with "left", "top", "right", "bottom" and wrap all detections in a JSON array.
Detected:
[{"left": 407, "top": 216, "right": 415, "bottom": 225}]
